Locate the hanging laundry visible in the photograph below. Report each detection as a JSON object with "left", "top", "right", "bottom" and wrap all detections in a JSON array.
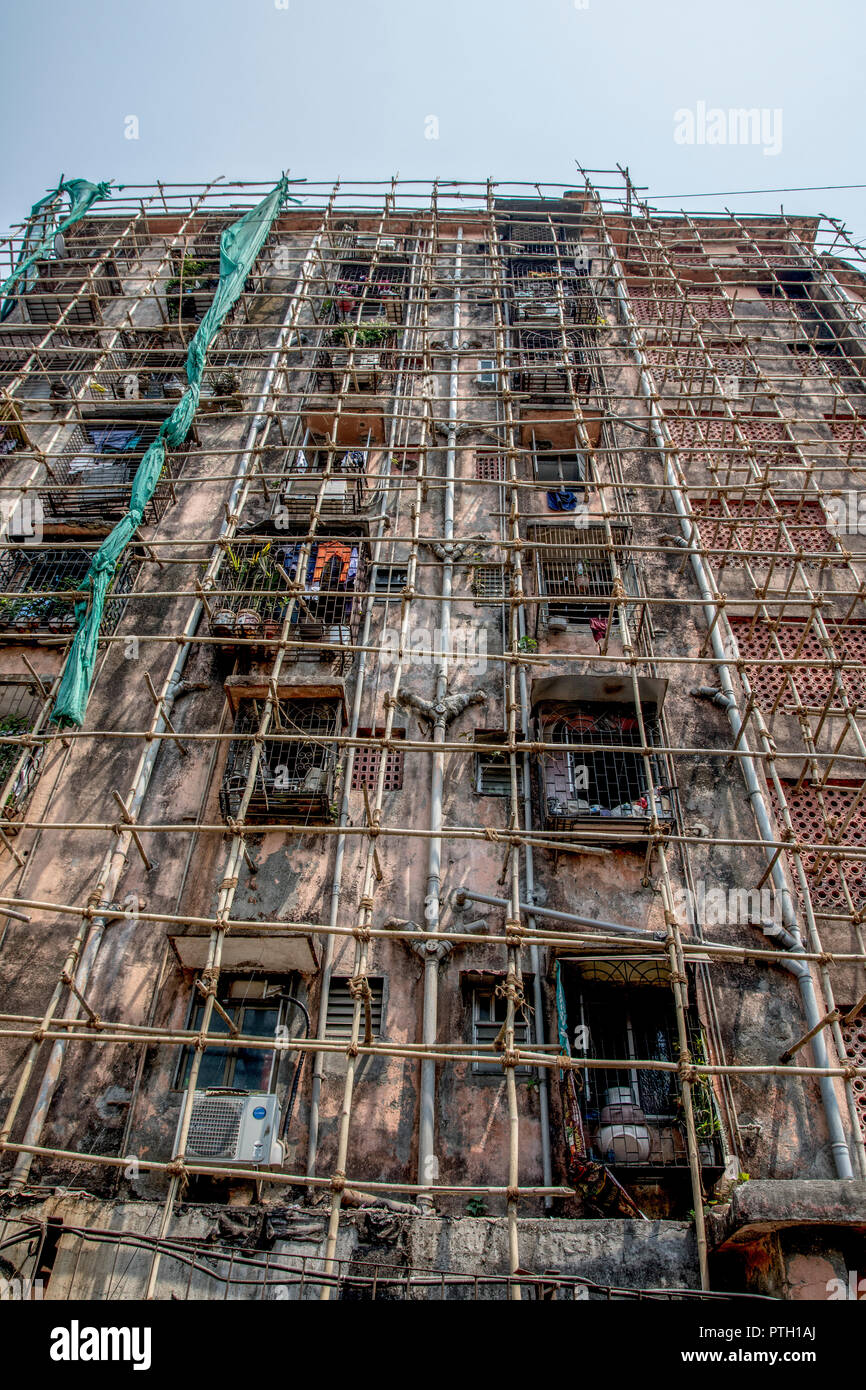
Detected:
[
  {"left": 87, "top": 427, "right": 142, "bottom": 454},
  {"left": 589, "top": 617, "right": 608, "bottom": 644},
  {"left": 546, "top": 488, "right": 578, "bottom": 512}
]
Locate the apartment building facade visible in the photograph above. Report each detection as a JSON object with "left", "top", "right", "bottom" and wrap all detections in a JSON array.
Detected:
[{"left": 0, "top": 173, "right": 863, "bottom": 1300}]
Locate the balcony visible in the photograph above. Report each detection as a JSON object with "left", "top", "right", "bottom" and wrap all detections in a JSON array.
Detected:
[
  {"left": 41, "top": 418, "right": 184, "bottom": 525},
  {"left": 328, "top": 256, "right": 408, "bottom": 326},
  {"left": 0, "top": 544, "right": 139, "bottom": 640},
  {"left": 531, "top": 522, "right": 633, "bottom": 632},
  {"left": 314, "top": 322, "right": 398, "bottom": 395},
  {"left": 208, "top": 537, "right": 363, "bottom": 667},
  {"left": 531, "top": 674, "right": 674, "bottom": 843},
  {"left": 219, "top": 685, "right": 345, "bottom": 826},
  {"left": 273, "top": 444, "right": 368, "bottom": 520},
  {"left": 511, "top": 329, "right": 593, "bottom": 402},
  {"left": 16, "top": 235, "right": 123, "bottom": 326},
  {"left": 507, "top": 255, "right": 596, "bottom": 327},
  {"left": 0, "top": 674, "right": 49, "bottom": 827},
  {"left": 557, "top": 960, "right": 725, "bottom": 1188}
]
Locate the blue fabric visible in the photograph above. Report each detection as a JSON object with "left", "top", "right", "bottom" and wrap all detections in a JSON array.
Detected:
[{"left": 547, "top": 489, "right": 578, "bottom": 512}]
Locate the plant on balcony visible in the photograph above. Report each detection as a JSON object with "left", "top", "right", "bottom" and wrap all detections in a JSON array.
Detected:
[
  {"left": 165, "top": 256, "right": 218, "bottom": 321},
  {"left": 327, "top": 319, "right": 390, "bottom": 349}
]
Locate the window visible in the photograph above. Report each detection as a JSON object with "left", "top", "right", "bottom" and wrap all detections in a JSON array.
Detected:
[
  {"left": 560, "top": 966, "right": 721, "bottom": 1169},
  {"left": 475, "top": 731, "right": 523, "bottom": 797},
  {"left": 326, "top": 978, "right": 384, "bottom": 1039},
  {"left": 471, "top": 982, "right": 531, "bottom": 1075},
  {"left": 176, "top": 977, "right": 298, "bottom": 1093},
  {"left": 533, "top": 450, "right": 585, "bottom": 487},
  {"left": 350, "top": 727, "right": 405, "bottom": 791},
  {"left": 541, "top": 702, "right": 659, "bottom": 817},
  {"left": 0, "top": 674, "right": 48, "bottom": 823},
  {"left": 372, "top": 564, "right": 408, "bottom": 599},
  {"left": 534, "top": 524, "right": 627, "bottom": 626}
]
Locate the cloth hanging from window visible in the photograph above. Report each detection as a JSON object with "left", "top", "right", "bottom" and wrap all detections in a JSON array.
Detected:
[
  {"left": 546, "top": 488, "right": 578, "bottom": 512},
  {"left": 88, "top": 427, "right": 142, "bottom": 454}
]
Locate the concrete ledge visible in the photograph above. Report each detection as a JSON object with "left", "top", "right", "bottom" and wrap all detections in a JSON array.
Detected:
[{"left": 708, "top": 1180, "right": 866, "bottom": 1250}]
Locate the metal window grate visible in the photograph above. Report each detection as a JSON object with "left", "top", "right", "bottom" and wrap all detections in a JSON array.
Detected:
[
  {"left": 219, "top": 697, "right": 341, "bottom": 826},
  {"left": 0, "top": 675, "right": 48, "bottom": 823},
  {"left": 350, "top": 728, "right": 405, "bottom": 791},
  {"left": 534, "top": 524, "right": 626, "bottom": 625},
  {"left": 473, "top": 565, "right": 505, "bottom": 604},
  {"left": 539, "top": 702, "right": 668, "bottom": 823},
  {"left": 326, "top": 978, "right": 384, "bottom": 1039},
  {"left": 0, "top": 546, "right": 138, "bottom": 637}
]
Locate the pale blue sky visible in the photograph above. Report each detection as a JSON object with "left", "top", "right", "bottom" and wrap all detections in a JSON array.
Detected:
[{"left": 1, "top": 0, "right": 863, "bottom": 246}]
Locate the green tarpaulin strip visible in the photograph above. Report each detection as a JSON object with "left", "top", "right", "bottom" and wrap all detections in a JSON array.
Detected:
[
  {"left": 0, "top": 179, "right": 112, "bottom": 322},
  {"left": 51, "top": 176, "right": 290, "bottom": 727}
]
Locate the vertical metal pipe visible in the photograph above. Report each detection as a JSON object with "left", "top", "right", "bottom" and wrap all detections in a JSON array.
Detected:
[{"left": 418, "top": 226, "right": 462, "bottom": 1204}]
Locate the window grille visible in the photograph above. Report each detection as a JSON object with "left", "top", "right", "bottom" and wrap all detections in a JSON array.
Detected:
[{"left": 219, "top": 697, "right": 341, "bottom": 825}]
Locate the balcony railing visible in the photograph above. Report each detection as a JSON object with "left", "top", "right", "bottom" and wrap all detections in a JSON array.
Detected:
[
  {"left": 0, "top": 545, "right": 139, "bottom": 640},
  {"left": 558, "top": 967, "right": 724, "bottom": 1186},
  {"left": 511, "top": 329, "right": 593, "bottom": 401},
  {"left": 314, "top": 322, "right": 398, "bottom": 394},
  {"left": 274, "top": 446, "right": 368, "bottom": 519},
  {"left": 219, "top": 695, "right": 343, "bottom": 825},
  {"left": 17, "top": 248, "right": 123, "bottom": 326},
  {"left": 531, "top": 676, "right": 674, "bottom": 842},
  {"left": 41, "top": 420, "right": 183, "bottom": 524},
  {"left": 209, "top": 538, "right": 363, "bottom": 667},
  {"left": 0, "top": 675, "right": 49, "bottom": 827}
]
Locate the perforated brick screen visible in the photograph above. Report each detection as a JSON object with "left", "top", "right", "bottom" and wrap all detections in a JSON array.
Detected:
[
  {"left": 840, "top": 1012, "right": 866, "bottom": 1140},
  {"left": 769, "top": 780, "right": 866, "bottom": 916},
  {"left": 351, "top": 728, "right": 405, "bottom": 792},
  {"left": 628, "top": 289, "right": 731, "bottom": 327},
  {"left": 692, "top": 498, "right": 841, "bottom": 568},
  {"left": 667, "top": 416, "right": 798, "bottom": 470},
  {"left": 731, "top": 619, "right": 866, "bottom": 712},
  {"left": 475, "top": 453, "right": 506, "bottom": 482}
]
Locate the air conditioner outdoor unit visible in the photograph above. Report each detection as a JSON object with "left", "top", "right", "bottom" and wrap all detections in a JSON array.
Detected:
[
  {"left": 477, "top": 359, "right": 497, "bottom": 390},
  {"left": 177, "top": 1090, "right": 284, "bottom": 1167}
]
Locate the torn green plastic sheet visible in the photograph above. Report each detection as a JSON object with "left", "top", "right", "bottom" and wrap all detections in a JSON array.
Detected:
[
  {"left": 51, "top": 176, "right": 291, "bottom": 727},
  {"left": 0, "top": 179, "right": 112, "bottom": 322}
]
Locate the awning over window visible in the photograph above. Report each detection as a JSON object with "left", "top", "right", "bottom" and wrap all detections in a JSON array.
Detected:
[
  {"left": 223, "top": 676, "right": 347, "bottom": 718},
  {"left": 530, "top": 672, "right": 668, "bottom": 715},
  {"left": 169, "top": 931, "right": 318, "bottom": 974}
]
